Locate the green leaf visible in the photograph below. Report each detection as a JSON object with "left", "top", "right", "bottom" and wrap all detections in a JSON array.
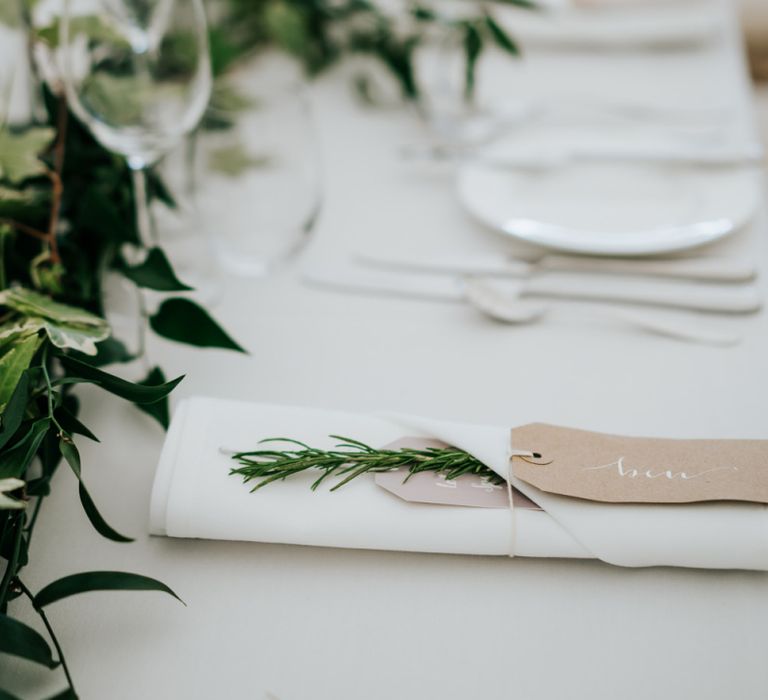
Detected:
[
  {"left": 0, "top": 371, "right": 30, "bottom": 451},
  {"left": 264, "top": 0, "right": 309, "bottom": 56},
  {"left": 0, "top": 477, "right": 27, "bottom": 510},
  {"left": 208, "top": 28, "right": 246, "bottom": 77},
  {"left": 0, "top": 687, "right": 24, "bottom": 700},
  {"left": 55, "top": 404, "right": 99, "bottom": 442},
  {"left": 0, "top": 419, "right": 50, "bottom": 479},
  {"left": 0, "top": 289, "right": 111, "bottom": 354},
  {"left": 0, "top": 613, "right": 58, "bottom": 668},
  {"left": 34, "top": 571, "right": 184, "bottom": 608},
  {"left": 209, "top": 82, "right": 257, "bottom": 114},
  {"left": 150, "top": 298, "right": 246, "bottom": 353},
  {"left": 491, "top": 0, "right": 539, "bottom": 9},
  {"left": 134, "top": 367, "right": 170, "bottom": 429},
  {"left": 36, "top": 15, "right": 126, "bottom": 49},
  {"left": 74, "top": 336, "right": 134, "bottom": 367},
  {"left": 59, "top": 438, "right": 133, "bottom": 542},
  {"left": 0, "top": 127, "right": 55, "bottom": 185},
  {"left": 0, "top": 287, "right": 107, "bottom": 329},
  {"left": 0, "top": 185, "right": 50, "bottom": 219},
  {"left": 0, "top": 334, "right": 42, "bottom": 408},
  {"left": 26, "top": 477, "right": 51, "bottom": 497},
  {"left": 78, "top": 482, "right": 132, "bottom": 542},
  {"left": 58, "top": 354, "right": 184, "bottom": 404},
  {"left": 44, "top": 690, "right": 78, "bottom": 700},
  {"left": 484, "top": 14, "right": 519, "bottom": 56},
  {"left": 208, "top": 146, "right": 270, "bottom": 177},
  {"left": 121, "top": 247, "right": 193, "bottom": 292},
  {"left": 463, "top": 22, "right": 484, "bottom": 102},
  {"left": 41, "top": 319, "right": 110, "bottom": 356},
  {"left": 0, "top": 318, "right": 44, "bottom": 350}
]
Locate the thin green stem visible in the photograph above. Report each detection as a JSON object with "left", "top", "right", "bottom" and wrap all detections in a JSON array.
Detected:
[
  {"left": 24, "top": 494, "right": 45, "bottom": 541},
  {"left": 40, "top": 345, "right": 64, "bottom": 434},
  {"left": 18, "top": 579, "right": 77, "bottom": 696}
]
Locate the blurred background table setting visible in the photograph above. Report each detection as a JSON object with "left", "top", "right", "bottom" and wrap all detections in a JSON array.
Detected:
[{"left": 2, "top": 0, "right": 768, "bottom": 698}]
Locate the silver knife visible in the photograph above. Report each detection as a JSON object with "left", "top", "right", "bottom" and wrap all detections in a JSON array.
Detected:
[
  {"left": 303, "top": 264, "right": 762, "bottom": 314},
  {"left": 355, "top": 251, "right": 758, "bottom": 284}
]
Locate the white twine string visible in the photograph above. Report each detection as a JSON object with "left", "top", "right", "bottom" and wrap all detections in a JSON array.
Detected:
[{"left": 506, "top": 448, "right": 535, "bottom": 558}]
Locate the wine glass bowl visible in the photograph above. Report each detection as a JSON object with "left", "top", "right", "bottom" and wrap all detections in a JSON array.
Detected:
[{"left": 61, "top": 0, "right": 212, "bottom": 170}]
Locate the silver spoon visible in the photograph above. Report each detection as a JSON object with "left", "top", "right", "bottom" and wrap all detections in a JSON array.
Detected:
[{"left": 463, "top": 279, "right": 741, "bottom": 346}]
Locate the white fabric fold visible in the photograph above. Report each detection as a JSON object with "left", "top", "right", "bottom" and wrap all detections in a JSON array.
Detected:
[{"left": 149, "top": 398, "right": 768, "bottom": 570}]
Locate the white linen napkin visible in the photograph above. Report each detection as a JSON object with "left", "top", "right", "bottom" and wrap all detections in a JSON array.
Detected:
[{"left": 149, "top": 398, "right": 768, "bottom": 570}]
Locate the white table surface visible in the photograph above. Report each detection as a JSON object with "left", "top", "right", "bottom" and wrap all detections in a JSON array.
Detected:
[{"left": 4, "top": 1, "right": 768, "bottom": 698}]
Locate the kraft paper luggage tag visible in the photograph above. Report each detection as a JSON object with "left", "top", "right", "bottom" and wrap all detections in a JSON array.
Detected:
[{"left": 510, "top": 423, "right": 768, "bottom": 505}]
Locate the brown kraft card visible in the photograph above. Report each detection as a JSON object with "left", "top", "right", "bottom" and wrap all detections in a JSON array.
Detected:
[{"left": 510, "top": 423, "right": 768, "bottom": 505}]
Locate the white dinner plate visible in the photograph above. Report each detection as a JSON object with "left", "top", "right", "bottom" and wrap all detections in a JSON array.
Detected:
[
  {"left": 457, "top": 159, "right": 761, "bottom": 256},
  {"left": 496, "top": 0, "right": 719, "bottom": 50}
]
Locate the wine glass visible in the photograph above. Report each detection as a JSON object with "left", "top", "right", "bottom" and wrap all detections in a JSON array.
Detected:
[
  {"left": 59, "top": 0, "right": 212, "bottom": 248},
  {"left": 197, "top": 52, "right": 321, "bottom": 276}
]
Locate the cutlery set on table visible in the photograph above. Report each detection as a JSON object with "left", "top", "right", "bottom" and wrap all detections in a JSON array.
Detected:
[
  {"left": 301, "top": 0, "right": 764, "bottom": 345},
  {"left": 304, "top": 250, "right": 761, "bottom": 345}
]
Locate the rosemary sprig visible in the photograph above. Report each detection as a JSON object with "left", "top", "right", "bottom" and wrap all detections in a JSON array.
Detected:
[{"left": 229, "top": 436, "right": 503, "bottom": 492}]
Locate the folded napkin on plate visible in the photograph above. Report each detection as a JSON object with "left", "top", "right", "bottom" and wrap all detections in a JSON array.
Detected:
[{"left": 150, "top": 398, "right": 768, "bottom": 571}]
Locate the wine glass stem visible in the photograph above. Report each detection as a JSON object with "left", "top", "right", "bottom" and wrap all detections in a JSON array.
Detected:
[{"left": 131, "top": 166, "right": 155, "bottom": 248}]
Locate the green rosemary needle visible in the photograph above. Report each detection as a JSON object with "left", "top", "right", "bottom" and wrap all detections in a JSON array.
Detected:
[{"left": 229, "top": 436, "right": 502, "bottom": 492}]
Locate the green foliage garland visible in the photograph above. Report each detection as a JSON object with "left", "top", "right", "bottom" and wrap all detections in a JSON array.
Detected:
[{"left": 0, "top": 0, "right": 529, "bottom": 695}]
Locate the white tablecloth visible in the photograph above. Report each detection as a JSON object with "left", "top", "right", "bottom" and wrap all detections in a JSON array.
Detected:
[{"left": 4, "top": 0, "right": 768, "bottom": 697}]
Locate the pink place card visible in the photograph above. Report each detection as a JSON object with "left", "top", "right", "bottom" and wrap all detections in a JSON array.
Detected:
[{"left": 375, "top": 438, "right": 541, "bottom": 510}]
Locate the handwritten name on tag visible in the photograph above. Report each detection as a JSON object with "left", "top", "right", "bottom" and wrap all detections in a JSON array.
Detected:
[
  {"left": 375, "top": 438, "right": 541, "bottom": 510},
  {"left": 510, "top": 424, "right": 768, "bottom": 505}
]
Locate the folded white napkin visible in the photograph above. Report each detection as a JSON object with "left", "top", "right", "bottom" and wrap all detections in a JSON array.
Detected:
[{"left": 150, "top": 398, "right": 768, "bottom": 570}]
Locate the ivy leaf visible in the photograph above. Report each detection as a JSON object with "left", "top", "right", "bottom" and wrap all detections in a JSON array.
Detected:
[
  {"left": 484, "top": 14, "right": 519, "bottom": 56},
  {"left": 0, "top": 287, "right": 106, "bottom": 329},
  {"left": 0, "top": 127, "right": 55, "bottom": 185},
  {"left": 0, "top": 371, "right": 30, "bottom": 451},
  {"left": 491, "top": 0, "right": 539, "bottom": 9},
  {"left": 43, "top": 690, "right": 78, "bottom": 700},
  {"left": 78, "top": 482, "right": 132, "bottom": 542},
  {"left": 73, "top": 336, "right": 134, "bottom": 367},
  {"left": 0, "top": 478, "right": 27, "bottom": 510},
  {"left": 58, "top": 354, "right": 184, "bottom": 404},
  {"left": 150, "top": 298, "right": 246, "bottom": 353},
  {"left": 208, "top": 146, "right": 270, "bottom": 177},
  {"left": 411, "top": 5, "right": 436, "bottom": 21},
  {"left": 36, "top": 15, "right": 126, "bottom": 49},
  {"left": 34, "top": 571, "right": 184, "bottom": 608},
  {"left": 135, "top": 367, "right": 170, "bottom": 429},
  {"left": 0, "top": 289, "right": 110, "bottom": 355},
  {"left": 55, "top": 404, "right": 99, "bottom": 442},
  {"left": 0, "top": 318, "right": 45, "bottom": 350},
  {"left": 463, "top": 21, "right": 484, "bottom": 101},
  {"left": 0, "top": 613, "right": 58, "bottom": 668},
  {"left": 0, "top": 688, "right": 24, "bottom": 700},
  {"left": 121, "top": 247, "right": 193, "bottom": 292},
  {"left": 26, "top": 477, "right": 51, "bottom": 497},
  {"left": 0, "top": 419, "right": 50, "bottom": 479},
  {"left": 41, "top": 319, "right": 110, "bottom": 356},
  {"left": 208, "top": 28, "right": 246, "bottom": 77},
  {"left": 0, "top": 334, "right": 43, "bottom": 409},
  {"left": 0, "top": 185, "right": 50, "bottom": 219},
  {"left": 264, "top": 0, "right": 310, "bottom": 56},
  {"left": 59, "top": 438, "right": 133, "bottom": 542}
]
